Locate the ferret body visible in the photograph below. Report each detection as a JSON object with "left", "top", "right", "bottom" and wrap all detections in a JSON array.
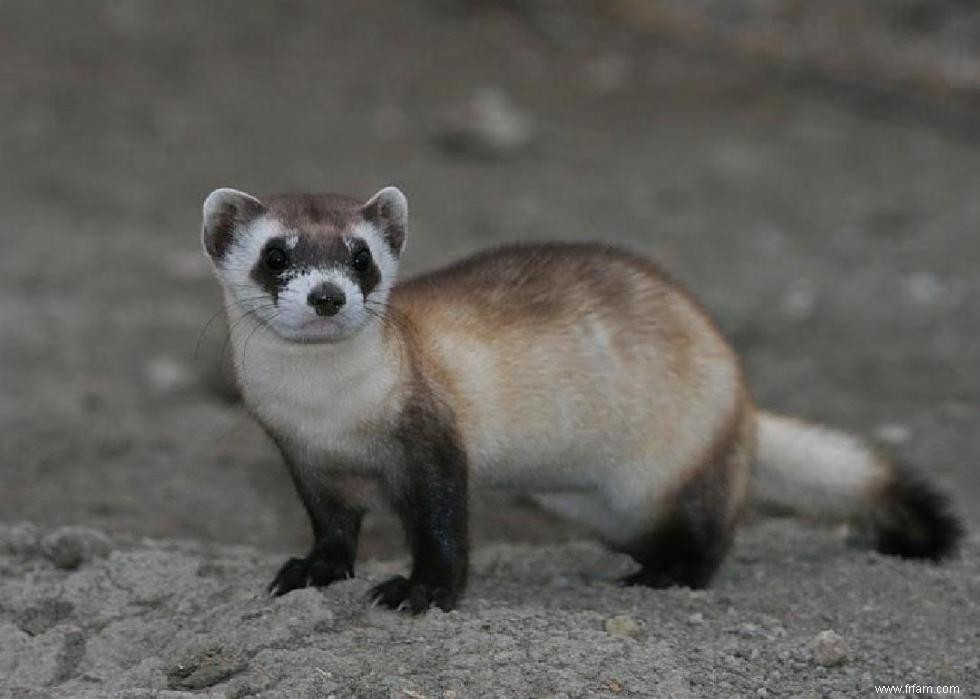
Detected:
[{"left": 202, "top": 186, "right": 961, "bottom": 612}]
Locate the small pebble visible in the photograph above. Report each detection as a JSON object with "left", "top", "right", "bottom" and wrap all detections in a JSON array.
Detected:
[
  {"left": 167, "top": 647, "right": 246, "bottom": 690},
  {"left": 607, "top": 679, "right": 625, "bottom": 694},
  {"left": 904, "top": 271, "right": 947, "bottom": 308},
  {"left": 435, "top": 87, "right": 534, "bottom": 160},
  {"left": 604, "top": 615, "right": 642, "bottom": 638},
  {"left": 811, "top": 629, "right": 848, "bottom": 667},
  {"left": 780, "top": 278, "right": 818, "bottom": 320},
  {"left": 41, "top": 526, "right": 112, "bottom": 570},
  {"left": 145, "top": 356, "right": 192, "bottom": 394},
  {"left": 874, "top": 423, "right": 911, "bottom": 445}
]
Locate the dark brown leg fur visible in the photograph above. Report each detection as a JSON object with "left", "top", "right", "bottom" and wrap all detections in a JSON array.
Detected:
[{"left": 621, "top": 407, "right": 753, "bottom": 589}]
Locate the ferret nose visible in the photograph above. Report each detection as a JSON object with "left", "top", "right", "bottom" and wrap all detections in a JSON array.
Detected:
[{"left": 307, "top": 283, "right": 346, "bottom": 317}]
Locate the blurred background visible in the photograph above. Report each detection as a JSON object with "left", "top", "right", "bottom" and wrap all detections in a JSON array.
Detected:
[{"left": 2, "top": 0, "right": 977, "bottom": 558}]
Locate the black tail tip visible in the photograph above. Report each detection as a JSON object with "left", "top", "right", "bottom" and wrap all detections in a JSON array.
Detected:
[{"left": 873, "top": 464, "right": 964, "bottom": 562}]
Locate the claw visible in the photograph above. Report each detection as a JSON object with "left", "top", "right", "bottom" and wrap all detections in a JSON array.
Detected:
[
  {"left": 268, "top": 554, "right": 350, "bottom": 597},
  {"left": 367, "top": 575, "right": 458, "bottom": 613}
]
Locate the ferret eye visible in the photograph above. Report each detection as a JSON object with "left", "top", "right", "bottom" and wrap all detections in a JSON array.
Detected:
[
  {"left": 352, "top": 248, "right": 372, "bottom": 272},
  {"left": 264, "top": 247, "right": 288, "bottom": 272}
]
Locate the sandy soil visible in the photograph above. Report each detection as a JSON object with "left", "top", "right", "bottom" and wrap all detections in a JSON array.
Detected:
[
  {"left": 2, "top": 522, "right": 978, "bottom": 697},
  {"left": 1, "top": 1, "right": 978, "bottom": 696}
]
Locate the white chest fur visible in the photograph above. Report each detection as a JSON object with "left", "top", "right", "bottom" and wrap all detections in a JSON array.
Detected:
[{"left": 229, "top": 320, "right": 401, "bottom": 474}]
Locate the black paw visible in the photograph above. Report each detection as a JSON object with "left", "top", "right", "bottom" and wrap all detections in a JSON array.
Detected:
[
  {"left": 368, "top": 575, "right": 457, "bottom": 613},
  {"left": 268, "top": 555, "right": 352, "bottom": 596}
]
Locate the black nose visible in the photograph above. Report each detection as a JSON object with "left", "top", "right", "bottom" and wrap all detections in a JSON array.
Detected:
[{"left": 307, "top": 283, "right": 346, "bottom": 317}]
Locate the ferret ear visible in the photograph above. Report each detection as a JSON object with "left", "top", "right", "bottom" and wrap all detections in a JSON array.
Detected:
[
  {"left": 362, "top": 186, "right": 408, "bottom": 257},
  {"left": 201, "top": 188, "right": 266, "bottom": 262}
]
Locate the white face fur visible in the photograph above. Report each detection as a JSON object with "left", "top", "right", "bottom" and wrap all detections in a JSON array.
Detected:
[{"left": 201, "top": 187, "right": 407, "bottom": 344}]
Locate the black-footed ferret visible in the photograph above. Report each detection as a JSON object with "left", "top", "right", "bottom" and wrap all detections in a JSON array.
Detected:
[{"left": 201, "top": 186, "right": 962, "bottom": 613}]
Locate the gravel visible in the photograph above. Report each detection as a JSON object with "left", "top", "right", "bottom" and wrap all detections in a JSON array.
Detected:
[{"left": 1, "top": 522, "right": 977, "bottom": 696}]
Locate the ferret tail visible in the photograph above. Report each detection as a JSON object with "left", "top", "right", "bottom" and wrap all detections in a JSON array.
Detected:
[{"left": 751, "top": 411, "right": 963, "bottom": 561}]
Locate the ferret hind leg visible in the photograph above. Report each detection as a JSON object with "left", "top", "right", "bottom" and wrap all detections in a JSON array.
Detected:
[{"left": 619, "top": 416, "right": 753, "bottom": 589}]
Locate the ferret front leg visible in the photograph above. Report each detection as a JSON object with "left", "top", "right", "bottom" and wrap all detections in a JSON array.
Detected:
[
  {"left": 370, "top": 422, "right": 469, "bottom": 613},
  {"left": 268, "top": 471, "right": 366, "bottom": 596}
]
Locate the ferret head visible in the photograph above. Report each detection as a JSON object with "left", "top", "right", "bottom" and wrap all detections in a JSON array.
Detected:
[{"left": 201, "top": 186, "right": 407, "bottom": 343}]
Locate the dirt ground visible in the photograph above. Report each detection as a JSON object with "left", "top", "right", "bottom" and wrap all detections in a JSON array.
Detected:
[{"left": 1, "top": 1, "right": 978, "bottom": 696}]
